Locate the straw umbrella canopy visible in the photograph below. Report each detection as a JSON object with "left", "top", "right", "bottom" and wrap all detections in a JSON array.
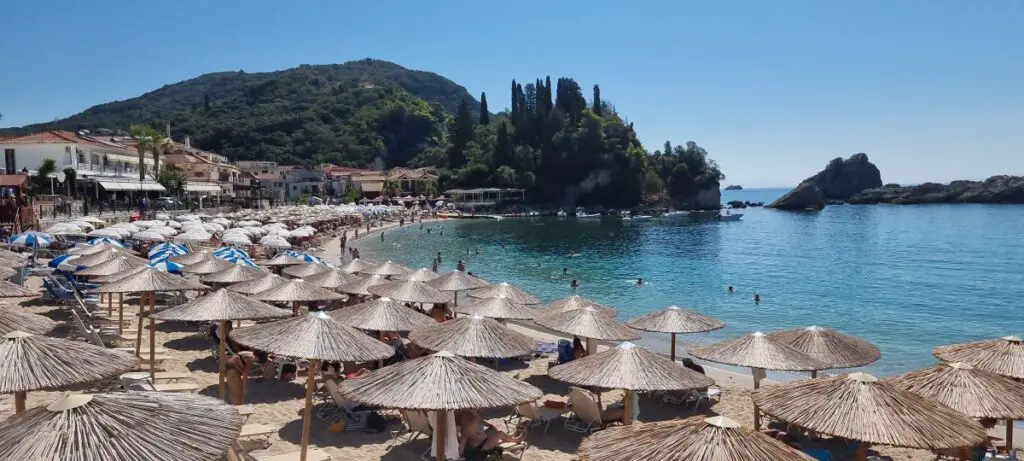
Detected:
[
  {"left": 337, "top": 274, "right": 387, "bottom": 296},
  {"left": 70, "top": 247, "right": 137, "bottom": 268},
  {"left": 168, "top": 250, "right": 210, "bottom": 266},
  {"left": 151, "top": 288, "right": 290, "bottom": 400},
  {"left": 200, "top": 264, "right": 265, "bottom": 284},
  {"left": 425, "top": 270, "right": 488, "bottom": 306},
  {"left": 231, "top": 311, "right": 393, "bottom": 461},
  {"left": 933, "top": 335, "right": 1024, "bottom": 379},
  {"left": 0, "top": 281, "right": 36, "bottom": 298},
  {"left": 259, "top": 253, "right": 304, "bottom": 267},
  {"left": 367, "top": 279, "right": 450, "bottom": 304},
  {"left": 75, "top": 255, "right": 146, "bottom": 277},
  {"left": 397, "top": 267, "right": 440, "bottom": 282},
  {"left": 302, "top": 269, "right": 361, "bottom": 290},
  {"left": 339, "top": 258, "right": 376, "bottom": 274},
  {"left": 0, "top": 391, "right": 244, "bottom": 461},
  {"left": 330, "top": 297, "right": 434, "bottom": 333},
  {"left": 226, "top": 272, "right": 287, "bottom": 295},
  {"left": 251, "top": 279, "right": 344, "bottom": 316},
  {"left": 536, "top": 295, "right": 616, "bottom": 318},
  {"left": 92, "top": 265, "right": 146, "bottom": 283},
  {"left": 534, "top": 306, "right": 640, "bottom": 354},
  {"left": 577, "top": 415, "right": 815, "bottom": 461},
  {"left": 361, "top": 260, "right": 412, "bottom": 277},
  {"left": 0, "top": 249, "right": 27, "bottom": 259},
  {"left": 180, "top": 255, "right": 233, "bottom": 275},
  {"left": 67, "top": 242, "right": 124, "bottom": 256},
  {"left": 0, "top": 267, "right": 17, "bottom": 280},
  {"left": 767, "top": 326, "right": 881, "bottom": 376},
  {"left": 550, "top": 342, "right": 713, "bottom": 424},
  {"left": 340, "top": 351, "right": 542, "bottom": 461},
  {"left": 889, "top": 361, "right": 1024, "bottom": 420},
  {"left": 454, "top": 295, "right": 535, "bottom": 321},
  {"left": 409, "top": 314, "right": 538, "bottom": 359},
  {"left": 0, "top": 307, "right": 57, "bottom": 335},
  {"left": 96, "top": 267, "right": 210, "bottom": 381},
  {"left": 0, "top": 331, "right": 137, "bottom": 413},
  {"left": 627, "top": 306, "right": 725, "bottom": 361},
  {"left": 281, "top": 262, "right": 334, "bottom": 279},
  {"left": 468, "top": 282, "right": 539, "bottom": 304},
  {"left": 752, "top": 372, "right": 988, "bottom": 460}
]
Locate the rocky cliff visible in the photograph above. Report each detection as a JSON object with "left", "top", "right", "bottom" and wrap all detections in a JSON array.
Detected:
[
  {"left": 769, "top": 153, "right": 882, "bottom": 210},
  {"left": 849, "top": 176, "right": 1024, "bottom": 204}
]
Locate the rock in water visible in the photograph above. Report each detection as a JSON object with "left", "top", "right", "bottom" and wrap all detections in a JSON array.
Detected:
[
  {"left": 849, "top": 176, "right": 1024, "bottom": 204},
  {"left": 770, "top": 153, "right": 882, "bottom": 210}
]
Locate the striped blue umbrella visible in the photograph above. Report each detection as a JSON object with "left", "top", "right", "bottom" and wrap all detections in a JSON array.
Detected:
[
  {"left": 48, "top": 253, "right": 79, "bottom": 269},
  {"left": 8, "top": 232, "right": 53, "bottom": 248},
  {"left": 148, "top": 246, "right": 186, "bottom": 259},
  {"left": 219, "top": 253, "right": 258, "bottom": 267},
  {"left": 285, "top": 251, "right": 321, "bottom": 263},
  {"left": 213, "top": 247, "right": 249, "bottom": 259},
  {"left": 148, "top": 259, "right": 183, "bottom": 274},
  {"left": 87, "top": 237, "right": 126, "bottom": 247},
  {"left": 148, "top": 243, "right": 187, "bottom": 257}
]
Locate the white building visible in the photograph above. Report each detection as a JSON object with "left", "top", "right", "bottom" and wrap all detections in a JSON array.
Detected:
[{"left": 0, "top": 130, "right": 164, "bottom": 194}]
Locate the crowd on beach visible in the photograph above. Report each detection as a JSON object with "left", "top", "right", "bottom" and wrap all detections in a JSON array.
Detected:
[{"left": 0, "top": 203, "right": 1022, "bottom": 461}]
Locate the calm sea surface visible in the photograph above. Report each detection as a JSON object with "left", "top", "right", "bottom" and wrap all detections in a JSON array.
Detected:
[{"left": 358, "top": 188, "right": 1024, "bottom": 376}]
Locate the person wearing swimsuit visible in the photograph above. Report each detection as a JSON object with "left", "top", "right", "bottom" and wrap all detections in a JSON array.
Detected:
[{"left": 458, "top": 411, "right": 524, "bottom": 460}]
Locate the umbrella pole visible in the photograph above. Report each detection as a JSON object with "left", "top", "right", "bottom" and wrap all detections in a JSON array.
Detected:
[
  {"left": 752, "top": 367, "right": 763, "bottom": 430},
  {"left": 117, "top": 293, "right": 124, "bottom": 336},
  {"left": 299, "top": 359, "right": 319, "bottom": 461},
  {"left": 218, "top": 320, "right": 228, "bottom": 400},
  {"left": 856, "top": 441, "right": 868, "bottom": 461},
  {"left": 293, "top": 301, "right": 299, "bottom": 317},
  {"left": 586, "top": 337, "right": 596, "bottom": 356},
  {"left": 107, "top": 293, "right": 112, "bottom": 316},
  {"left": 811, "top": 370, "right": 818, "bottom": 379},
  {"left": 435, "top": 410, "right": 449, "bottom": 461},
  {"left": 1007, "top": 419, "right": 1014, "bottom": 452},
  {"left": 670, "top": 333, "right": 676, "bottom": 362},
  {"left": 134, "top": 293, "right": 146, "bottom": 358},
  {"left": 13, "top": 391, "right": 26, "bottom": 413},
  {"left": 623, "top": 389, "right": 634, "bottom": 425},
  {"left": 149, "top": 291, "right": 157, "bottom": 382}
]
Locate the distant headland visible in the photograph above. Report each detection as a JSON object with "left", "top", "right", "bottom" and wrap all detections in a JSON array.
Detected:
[{"left": 723, "top": 184, "right": 742, "bottom": 191}]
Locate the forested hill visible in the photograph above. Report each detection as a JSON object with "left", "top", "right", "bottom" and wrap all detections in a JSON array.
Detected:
[{"left": 2, "top": 59, "right": 480, "bottom": 166}]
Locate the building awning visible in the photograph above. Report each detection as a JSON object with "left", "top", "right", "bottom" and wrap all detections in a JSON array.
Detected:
[
  {"left": 361, "top": 182, "right": 384, "bottom": 192},
  {"left": 97, "top": 181, "right": 166, "bottom": 192},
  {"left": 183, "top": 183, "right": 222, "bottom": 193}
]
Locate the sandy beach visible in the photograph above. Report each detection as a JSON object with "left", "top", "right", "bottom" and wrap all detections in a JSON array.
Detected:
[{"left": 0, "top": 223, "right": 1011, "bottom": 461}]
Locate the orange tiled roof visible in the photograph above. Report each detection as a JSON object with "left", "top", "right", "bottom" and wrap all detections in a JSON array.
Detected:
[{"left": 0, "top": 131, "right": 138, "bottom": 155}]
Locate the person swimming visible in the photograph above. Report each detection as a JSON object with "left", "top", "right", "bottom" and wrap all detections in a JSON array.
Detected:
[
  {"left": 728, "top": 285, "right": 734, "bottom": 294},
  {"left": 754, "top": 293, "right": 761, "bottom": 304},
  {"left": 636, "top": 278, "right": 644, "bottom": 286},
  {"left": 570, "top": 279, "right": 579, "bottom": 289},
  {"left": 562, "top": 267, "right": 568, "bottom": 276}
]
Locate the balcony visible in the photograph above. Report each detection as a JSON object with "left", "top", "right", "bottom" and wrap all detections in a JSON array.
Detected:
[{"left": 75, "top": 163, "right": 142, "bottom": 178}]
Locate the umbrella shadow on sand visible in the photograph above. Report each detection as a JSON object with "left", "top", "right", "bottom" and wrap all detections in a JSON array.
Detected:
[
  {"left": 154, "top": 319, "right": 204, "bottom": 333},
  {"left": 197, "top": 379, "right": 307, "bottom": 405},
  {"left": 164, "top": 333, "right": 213, "bottom": 351},
  {"left": 186, "top": 355, "right": 221, "bottom": 373},
  {"left": 276, "top": 414, "right": 394, "bottom": 449}
]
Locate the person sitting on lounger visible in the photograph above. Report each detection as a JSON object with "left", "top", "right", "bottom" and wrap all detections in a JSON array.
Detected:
[
  {"left": 573, "top": 337, "right": 588, "bottom": 359},
  {"left": 458, "top": 410, "right": 524, "bottom": 461}
]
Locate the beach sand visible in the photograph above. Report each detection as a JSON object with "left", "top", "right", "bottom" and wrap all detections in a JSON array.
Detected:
[{"left": 0, "top": 225, "right": 1010, "bottom": 461}]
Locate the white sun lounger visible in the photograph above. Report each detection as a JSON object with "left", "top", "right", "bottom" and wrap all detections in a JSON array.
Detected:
[{"left": 246, "top": 449, "right": 331, "bottom": 461}]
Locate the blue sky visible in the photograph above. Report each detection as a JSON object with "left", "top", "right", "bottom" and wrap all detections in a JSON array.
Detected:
[{"left": 1, "top": 1, "right": 1021, "bottom": 187}]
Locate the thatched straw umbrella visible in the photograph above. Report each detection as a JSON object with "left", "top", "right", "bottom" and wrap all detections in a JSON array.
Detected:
[
  {"left": 398, "top": 267, "right": 440, "bottom": 282},
  {"left": 688, "top": 332, "right": 825, "bottom": 428},
  {"left": 455, "top": 295, "right": 535, "bottom": 321},
  {"left": 231, "top": 311, "right": 393, "bottom": 461},
  {"left": 92, "top": 265, "right": 147, "bottom": 284},
  {"left": 251, "top": 279, "right": 344, "bottom": 316},
  {"left": 0, "top": 249, "right": 27, "bottom": 260},
  {"left": 368, "top": 279, "right": 450, "bottom": 305},
  {"left": 282, "top": 262, "right": 334, "bottom": 279},
  {"left": 361, "top": 260, "right": 412, "bottom": 277},
  {"left": 200, "top": 264, "right": 265, "bottom": 285},
  {"left": 97, "top": 267, "right": 210, "bottom": 381},
  {"left": 577, "top": 415, "right": 815, "bottom": 461},
  {"left": 180, "top": 255, "right": 233, "bottom": 275},
  {"left": 168, "top": 250, "right": 210, "bottom": 266},
  {"left": 68, "top": 242, "right": 127, "bottom": 256},
  {"left": 303, "top": 269, "right": 361, "bottom": 290},
  {"left": 752, "top": 372, "right": 988, "bottom": 460},
  {"left": 0, "top": 267, "right": 18, "bottom": 280},
  {"left": 534, "top": 306, "right": 640, "bottom": 355},
  {"left": 890, "top": 361, "right": 1024, "bottom": 453},
  {"left": 73, "top": 247, "right": 138, "bottom": 267},
  {"left": 425, "top": 270, "right": 488, "bottom": 306},
  {"left": 627, "top": 306, "right": 724, "bottom": 362},
  {"left": 934, "top": 336, "right": 1024, "bottom": 448},
  {"left": 1, "top": 331, "right": 136, "bottom": 413},
  {"left": 409, "top": 314, "right": 538, "bottom": 359},
  {"left": 76, "top": 255, "right": 148, "bottom": 314},
  {"left": 150, "top": 288, "right": 289, "bottom": 400},
  {"left": 337, "top": 274, "right": 388, "bottom": 296},
  {"left": 536, "top": 295, "right": 616, "bottom": 318},
  {"left": 0, "top": 391, "right": 244, "bottom": 461},
  {"left": 550, "top": 342, "right": 714, "bottom": 424},
  {"left": 330, "top": 297, "right": 434, "bottom": 333},
  {"left": 468, "top": 282, "right": 539, "bottom": 304},
  {"left": 259, "top": 253, "right": 305, "bottom": 267},
  {"left": 0, "top": 307, "right": 56, "bottom": 335},
  {"left": 226, "top": 272, "right": 287, "bottom": 295},
  {"left": 339, "top": 258, "right": 376, "bottom": 274},
  {"left": 767, "top": 326, "right": 880, "bottom": 378},
  {"left": 340, "top": 351, "right": 542, "bottom": 461},
  {"left": 0, "top": 281, "right": 36, "bottom": 298}
]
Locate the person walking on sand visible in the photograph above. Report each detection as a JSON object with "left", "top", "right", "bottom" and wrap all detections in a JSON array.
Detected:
[{"left": 226, "top": 351, "right": 255, "bottom": 405}]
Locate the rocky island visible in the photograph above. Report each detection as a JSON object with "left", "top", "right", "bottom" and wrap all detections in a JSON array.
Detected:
[
  {"left": 769, "top": 153, "right": 882, "bottom": 210},
  {"left": 724, "top": 185, "right": 743, "bottom": 191},
  {"left": 849, "top": 176, "right": 1024, "bottom": 204}
]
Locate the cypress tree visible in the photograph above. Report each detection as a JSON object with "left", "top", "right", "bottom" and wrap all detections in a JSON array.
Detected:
[
  {"left": 664, "top": 141, "right": 672, "bottom": 156},
  {"left": 593, "top": 85, "right": 602, "bottom": 116},
  {"left": 479, "top": 92, "right": 490, "bottom": 125},
  {"left": 495, "top": 121, "right": 512, "bottom": 167},
  {"left": 510, "top": 80, "right": 519, "bottom": 124},
  {"left": 448, "top": 100, "right": 475, "bottom": 169},
  {"left": 203, "top": 93, "right": 210, "bottom": 111}
]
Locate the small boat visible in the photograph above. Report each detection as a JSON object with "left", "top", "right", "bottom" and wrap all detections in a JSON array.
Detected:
[
  {"left": 633, "top": 215, "right": 653, "bottom": 220},
  {"left": 576, "top": 207, "right": 601, "bottom": 218},
  {"left": 663, "top": 210, "right": 689, "bottom": 217},
  {"left": 718, "top": 213, "right": 743, "bottom": 222},
  {"left": 556, "top": 209, "right": 568, "bottom": 217}
]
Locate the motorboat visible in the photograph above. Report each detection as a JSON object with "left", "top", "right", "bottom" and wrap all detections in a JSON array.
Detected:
[
  {"left": 576, "top": 207, "right": 601, "bottom": 218},
  {"left": 556, "top": 209, "right": 568, "bottom": 217},
  {"left": 663, "top": 210, "right": 689, "bottom": 217},
  {"left": 718, "top": 212, "right": 743, "bottom": 222}
]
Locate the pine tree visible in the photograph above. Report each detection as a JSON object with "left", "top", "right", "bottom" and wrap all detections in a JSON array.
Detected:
[
  {"left": 495, "top": 121, "right": 512, "bottom": 168},
  {"left": 510, "top": 80, "right": 519, "bottom": 124},
  {"left": 447, "top": 100, "right": 475, "bottom": 168},
  {"left": 664, "top": 141, "right": 672, "bottom": 156},
  {"left": 592, "top": 84, "right": 602, "bottom": 116},
  {"left": 479, "top": 92, "right": 489, "bottom": 125}
]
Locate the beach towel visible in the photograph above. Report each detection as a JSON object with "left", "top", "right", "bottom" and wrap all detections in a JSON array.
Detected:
[{"left": 428, "top": 411, "right": 459, "bottom": 460}]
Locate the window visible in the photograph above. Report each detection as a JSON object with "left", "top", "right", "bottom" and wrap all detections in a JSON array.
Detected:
[{"left": 194, "top": 172, "right": 203, "bottom": 178}]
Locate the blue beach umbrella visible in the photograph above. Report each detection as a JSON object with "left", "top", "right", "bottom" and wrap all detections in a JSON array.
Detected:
[
  {"left": 148, "top": 243, "right": 187, "bottom": 257},
  {"left": 149, "top": 246, "right": 186, "bottom": 259},
  {"left": 87, "top": 237, "right": 126, "bottom": 248},
  {"left": 285, "top": 251, "right": 321, "bottom": 263},
  {"left": 220, "top": 254, "right": 258, "bottom": 267},
  {"left": 48, "top": 253, "right": 80, "bottom": 269},
  {"left": 148, "top": 260, "right": 183, "bottom": 274},
  {"left": 213, "top": 247, "right": 249, "bottom": 259},
  {"left": 9, "top": 232, "right": 53, "bottom": 248}
]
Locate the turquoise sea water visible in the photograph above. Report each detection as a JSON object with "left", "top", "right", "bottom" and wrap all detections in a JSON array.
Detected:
[{"left": 358, "top": 188, "right": 1024, "bottom": 377}]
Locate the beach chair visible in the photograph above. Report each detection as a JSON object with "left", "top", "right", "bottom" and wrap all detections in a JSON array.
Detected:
[
  {"left": 393, "top": 409, "right": 433, "bottom": 445},
  {"left": 503, "top": 401, "right": 565, "bottom": 435},
  {"left": 547, "top": 339, "right": 574, "bottom": 369},
  {"left": 565, "top": 387, "right": 609, "bottom": 434},
  {"left": 244, "top": 449, "right": 332, "bottom": 461},
  {"left": 120, "top": 373, "right": 199, "bottom": 393},
  {"left": 317, "top": 378, "right": 373, "bottom": 432},
  {"left": 237, "top": 424, "right": 277, "bottom": 450},
  {"left": 69, "top": 308, "right": 112, "bottom": 347}
]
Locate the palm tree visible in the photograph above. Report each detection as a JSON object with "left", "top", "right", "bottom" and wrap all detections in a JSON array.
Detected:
[
  {"left": 382, "top": 179, "right": 401, "bottom": 200},
  {"left": 130, "top": 125, "right": 169, "bottom": 179},
  {"left": 423, "top": 179, "right": 439, "bottom": 198}
]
